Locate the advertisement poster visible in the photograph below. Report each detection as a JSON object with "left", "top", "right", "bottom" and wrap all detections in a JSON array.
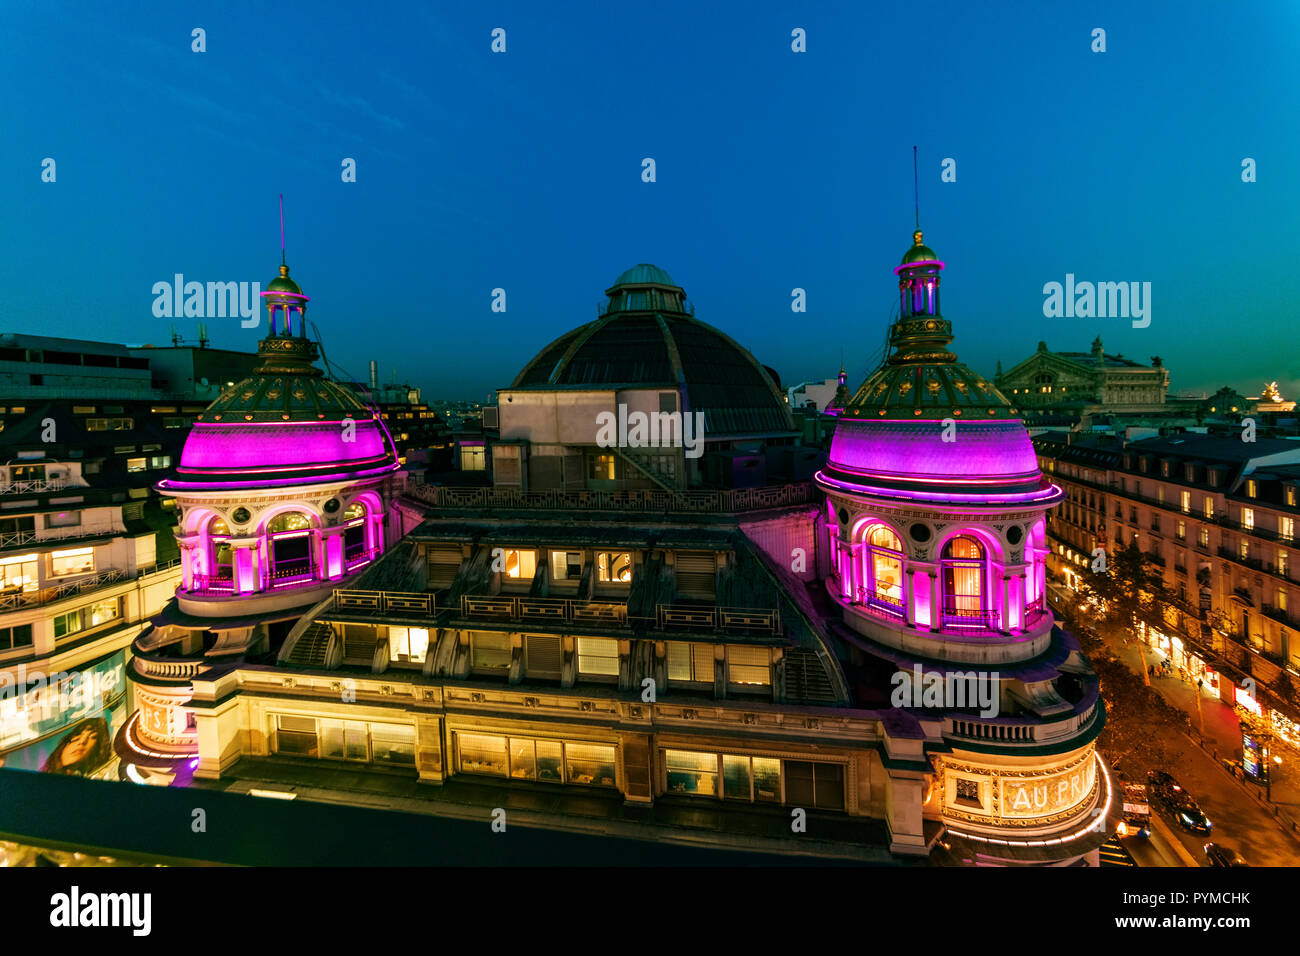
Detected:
[{"left": 0, "top": 650, "right": 128, "bottom": 780}]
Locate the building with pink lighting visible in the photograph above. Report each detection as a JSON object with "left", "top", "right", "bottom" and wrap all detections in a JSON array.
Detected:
[
  {"left": 118, "top": 260, "right": 402, "bottom": 780},
  {"left": 141, "top": 252, "right": 1114, "bottom": 864}
]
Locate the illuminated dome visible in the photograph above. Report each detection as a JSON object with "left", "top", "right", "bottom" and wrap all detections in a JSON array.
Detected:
[
  {"left": 511, "top": 264, "right": 793, "bottom": 437},
  {"left": 820, "top": 231, "right": 1060, "bottom": 505},
  {"left": 159, "top": 262, "right": 399, "bottom": 491}
]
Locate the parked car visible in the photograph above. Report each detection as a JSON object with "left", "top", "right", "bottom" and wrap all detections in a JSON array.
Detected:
[
  {"left": 1146, "top": 770, "right": 1184, "bottom": 805},
  {"left": 1204, "top": 843, "right": 1249, "bottom": 867}
]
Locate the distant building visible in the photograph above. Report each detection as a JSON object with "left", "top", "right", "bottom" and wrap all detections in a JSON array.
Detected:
[{"left": 995, "top": 338, "right": 1170, "bottom": 424}]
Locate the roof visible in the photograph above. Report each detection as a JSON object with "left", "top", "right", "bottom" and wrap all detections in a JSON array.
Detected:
[
  {"left": 1127, "top": 434, "right": 1300, "bottom": 463},
  {"left": 510, "top": 266, "right": 794, "bottom": 437}
]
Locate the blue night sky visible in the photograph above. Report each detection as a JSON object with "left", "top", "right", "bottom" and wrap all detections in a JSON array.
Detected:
[{"left": 2, "top": 1, "right": 1298, "bottom": 402}]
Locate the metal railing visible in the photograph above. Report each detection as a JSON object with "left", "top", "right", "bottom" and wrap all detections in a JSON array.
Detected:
[
  {"left": 404, "top": 481, "right": 815, "bottom": 515},
  {"left": 0, "top": 525, "right": 104, "bottom": 550},
  {"left": 455, "top": 593, "right": 780, "bottom": 635},
  {"left": 0, "top": 568, "right": 129, "bottom": 611},
  {"left": 0, "top": 477, "right": 67, "bottom": 496},
  {"left": 186, "top": 572, "right": 236, "bottom": 594},
  {"left": 334, "top": 589, "right": 434, "bottom": 616},
  {"left": 344, "top": 547, "right": 379, "bottom": 572}
]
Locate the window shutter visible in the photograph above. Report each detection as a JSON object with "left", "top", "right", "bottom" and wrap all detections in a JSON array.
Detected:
[
  {"left": 525, "top": 634, "right": 562, "bottom": 677},
  {"left": 675, "top": 551, "right": 717, "bottom": 598},
  {"left": 427, "top": 547, "right": 462, "bottom": 588}
]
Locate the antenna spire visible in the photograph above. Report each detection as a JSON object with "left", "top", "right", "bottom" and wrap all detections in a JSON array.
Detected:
[
  {"left": 279, "top": 194, "right": 286, "bottom": 266},
  {"left": 913, "top": 146, "right": 920, "bottom": 230}
]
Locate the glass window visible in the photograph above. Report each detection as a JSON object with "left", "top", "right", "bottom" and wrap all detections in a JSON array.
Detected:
[
  {"left": 0, "top": 554, "right": 39, "bottom": 592},
  {"left": 47, "top": 510, "right": 81, "bottom": 528},
  {"left": 50, "top": 547, "right": 94, "bottom": 577},
  {"left": 509, "top": 738, "right": 537, "bottom": 780},
  {"left": 550, "top": 550, "right": 582, "bottom": 582},
  {"left": 942, "top": 536, "right": 985, "bottom": 615},
  {"left": 666, "top": 749, "right": 718, "bottom": 796},
  {"left": 722, "top": 754, "right": 751, "bottom": 801},
  {"left": 565, "top": 742, "right": 616, "bottom": 787},
  {"left": 388, "top": 626, "right": 430, "bottom": 664},
  {"left": 726, "top": 645, "right": 770, "bottom": 685},
  {"left": 589, "top": 453, "right": 616, "bottom": 481},
  {"left": 1281, "top": 517, "right": 1294, "bottom": 542},
  {"left": 1280, "top": 551, "right": 1289, "bottom": 576},
  {"left": 471, "top": 632, "right": 511, "bottom": 671},
  {"left": 320, "top": 719, "right": 369, "bottom": 761},
  {"left": 1242, "top": 508, "right": 1255, "bottom": 531},
  {"left": 126, "top": 457, "right": 146, "bottom": 473},
  {"left": 536, "top": 739, "right": 563, "bottom": 782},
  {"left": 667, "top": 642, "right": 714, "bottom": 683},
  {"left": 267, "top": 512, "right": 312, "bottom": 533},
  {"left": 0, "top": 624, "right": 34, "bottom": 651},
  {"left": 753, "top": 757, "right": 781, "bottom": 802},
  {"left": 275, "top": 715, "right": 318, "bottom": 756},
  {"left": 863, "top": 524, "right": 903, "bottom": 608},
  {"left": 458, "top": 733, "right": 508, "bottom": 776},
  {"left": 343, "top": 502, "right": 366, "bottom": 521},
  {"left": 370, "top": 723, "right": 415, "bottom": 766},
  {"left": 460, "top": 445, "right": 486, "bottom": 471},
  {"left": 596, "top": 551, "right": 632, "bottom": 583},
  {"left": 499, "top": 548, "right": 536, "bottom": 582},
  {"left": 784, "top": 760, "right": 845, "bottom": 811},
  {"left": 577, "top": 637, "right": 619, "bottom": 676}
]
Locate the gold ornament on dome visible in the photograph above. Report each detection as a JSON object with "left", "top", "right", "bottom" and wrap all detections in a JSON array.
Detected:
[
  {"left": 898, "top": 381, "right": 912, "bottom": 396},
  {"left": 266, "top": 389, "right": 281, "bottom": 399},
  {"left": 292, "top": 388, "right": 307, "bottom": 400},
  {"left": 976, "top": 381, "right": 991, "bottom": 392},
  {"left": 872, "top": 382, "right": 888, "bottom": 398},
  {"left": 242, "top": 390, "right": 256, "bottom": 400},
  {"left": 926, "top": 379, "right": 941, "bottom": 395},
  {"left": 954, "top": 380, "right": 969, "bottom": 394}
]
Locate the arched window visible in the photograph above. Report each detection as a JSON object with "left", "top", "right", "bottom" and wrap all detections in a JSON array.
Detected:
[
  {"left": 862, "top": 524, "right": 904, "bottom": 613},
  {"left": 267, "top": 511, "right": 314, "bottom": 584},
  {"left": 208, "top": 516, "right": 234, "bottom": 589},
  {"left": 942, "top": 536, "right": 987, "bottom": 623},
  {"left": 343, "top": 501, "right": 369, "bottom": 568}
]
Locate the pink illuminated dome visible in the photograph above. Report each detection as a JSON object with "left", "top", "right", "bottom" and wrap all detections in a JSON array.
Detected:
[
  {"left": 817, "top": 229, "right": 1061, "bottom": 505},
  {"left": 159, "top": 262, "right": 399, "bottom": 491}
]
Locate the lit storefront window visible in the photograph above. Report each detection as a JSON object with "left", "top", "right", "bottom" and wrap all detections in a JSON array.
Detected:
[
  {"left": 455, "top": 732, "right": 615, "bottom": 787},
  {"left": 49, "top": 548, "right": 94, "bottom": 578}
]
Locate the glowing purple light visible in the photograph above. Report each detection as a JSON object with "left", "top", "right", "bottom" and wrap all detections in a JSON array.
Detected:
[
  {"left": 179, "top": 421, "right": 390, "bottom": 470},
  {"left": 816, "top": 469, "right": 1063, "bottom": 505},
  {"left": 827, "top": 420, "right": 1043, "bottom": 484}
]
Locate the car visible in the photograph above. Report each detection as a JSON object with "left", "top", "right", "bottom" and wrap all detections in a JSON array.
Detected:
[
  {"left": 1204, "top": 843, "right": 1249, "bottom": 867},
  {"left": 1146, "top": 770, "right": 1185, "bottom": 805},
  {"left": 1170, "top": 797, "right": 1213, "bottom": 834}
]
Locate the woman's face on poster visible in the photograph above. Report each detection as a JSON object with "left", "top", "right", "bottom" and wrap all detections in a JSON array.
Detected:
[{"left": 59, "top": 725, "right": 99, "bottom": 767}]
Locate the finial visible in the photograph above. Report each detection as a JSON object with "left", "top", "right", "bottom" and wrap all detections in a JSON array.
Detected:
[
  {"left": 913, "top": 229, "right": 924, "bottom": 246},
  {"left": 279, "top": 193, "right": 286, "bottom": 267}
]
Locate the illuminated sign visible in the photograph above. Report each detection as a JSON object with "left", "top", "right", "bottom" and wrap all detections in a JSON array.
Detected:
[{"left": 999, "top": 759, "right": 1096, "bottom": 819}]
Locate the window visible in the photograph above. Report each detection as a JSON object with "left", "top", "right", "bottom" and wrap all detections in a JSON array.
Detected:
[
  {"left": 46, "top": 510, "right": 81, "bottom": 529},
  {"left": 267, "top": 511, "right": 314, "bottom": 583},
  {"left": 666, "top": 749, "right": 718, "bottom": 796},
  {"left": 86, "top": 417, "right": 133, "bottom": 431},
  {"left": 126, "top": 457, "right": 146, "bottom": 473},
  {"left": 565, "top": 742, "right": 616, "bottom": 786},
  {"left": 1204, "top": 498, "right": 1215, "bottom": 519},
  {"left": 1157, "top": 486, "right": 1165, "bottom": 505},
  {"left": 163, "top": 417, "right": 186, "bottom": 429},
  {"left": 524, "top": 634, "right": 562, "bottom": 678},
  {"left": 498, "top": 548, "right": 536, "bottom": 583},
  {"left": 1280, "top": 551, "right": 1290, "bottom": 577},
  {"left": 596, "top": 551, "right": 632, "bottom": 584},
  {"left": 73, "top": 405, "right": 96, "bottom": 414},
  {"left": 1177, "top": 521, "right": 1186, "bottom": 541},
  {"left": 942, "top": 536, "right": 986, "bottom": 618},
  {"left": 1242, "top": 508, "right": 1255, "bottom": 532},
  {"left": 369, "top": 723, "right": 416, "bottom": 766},
  {"left": 1240, "top": 539, "right": 1250, "bottom": 560},
  {"left": 726, "top": 645, "right": 770, "bottom": 686},
  {"left": 1280, "top": 589, "right": 1289, "bottom": 614},
  {"left": 471, "top": 632, "right": 511, "bottom": 672},
  {"left": 274, "top": 715, "right": 415, "bottom": 766},
  {"left": 1247, "top": 479, "right": 1258, "bottom": 498},
  {"left": 1181, "top": 491, "right": 1191, "bottom": 514},
  {"left": 1161, "top": 462, "right": 1170, "bottom": 477},
  {"left": 588, "top": 452, "right": 616, "bottom": 481},
  {"left": 50, "top": 547, "right": 94, "bottom": 577},
  {"left": 53, "top": 598, "right": 119, "bottom": 638},
  {"left": 667, "top": 642, "right": 715, "bottom": 684},
  {"left": 862, "top": 524, "right": 903, "bottom": 611},
  {"left": 1198, "top": 527, "right": 1210, "bottom": 548},
  {"left": 783, "top": 760, "right": 846, "bottom": 811},
  {"left": 275, "top": 715, "right": 319, "bottom": 757},
  {"left": 577, "top": 637, "right": 619, "bottom": 677},
  {"left": 0, "top": 623, "right": 33, "bottom": 651},
  {"left": 1288, "top": 487, "right": 1298, "bottom": 507},
  {"left": 149, "top": 455, "right": 170, "bottom": 469},
  {"left": 459, "top": 445, "right": 486, "bottom": 471},
  {"left": 550, "top": 550, "right": 583, "bottom": 583},
  {"left": 1281, "top": 517, "right": 1295, "bottom": 543},
  {"left": 388, "top": 626, "right": 429, "bottom": 664},
  {"left": 0, "top": 554, "right": 38, "bottom": 592}
]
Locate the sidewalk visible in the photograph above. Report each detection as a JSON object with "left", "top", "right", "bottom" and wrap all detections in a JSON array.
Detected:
[{"left": 1106, "top": 634, "right": 1300, "bottom": 837}]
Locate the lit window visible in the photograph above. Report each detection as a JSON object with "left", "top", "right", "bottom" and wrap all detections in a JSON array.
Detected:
[
  {"left": 726, "top": 645, "right": 770, "bottom": 686},
  {"left": 1242, "top": 508, "right": 1255, "bottom": 531},
  {"left": 0, "top": 553, "right": 38, "bottom": 592},
  {"left": 126, "top": 457, "right": 146, "bottom": 473},
  {"left": 862, "top": 524, "right": 903, "bottom": 610},
  {"left": 1247, "top": 479, "right": 1258, "bottom": 498},
  {"left": 942, "top": 536, "right": 986, "bottom": 619},
  {"left": 50, "top": 547, "right": 94, "bottom": 577},
  {"left": 596, "top": 551, "right": 632, "bottom": 583},
  {"left": 471, "top": 632, "right": 511, "bottom": 671},
  {"left": 577, "top": 637, "right": 619, "bottom": 677},
  {"left": 1281, "top": 517, "right": 1294, "bottom": 543},
  {"left": 1279, "top": 551, "right": 1289, "bottom": 576},
  {"left": 550, "top": 550, "right": 583, "bottom": 582},
  {"left": 588, "top": 453, "right": 616, "bottom": 481},
  {"left": 459, "top": 445, "right": 486, "bottom": 471},
  {"left": 1181, "top": 490, "right": 1191, "bottom": 513},
  {"left": 499, "top": 548, "right": 536, "bottom": 582},
  {"left": 1204, "top": 498, "right": 1215, "bottom": 519},
  {"left": 388, "top": 626, "right": 429, "bottom": 664},
  {"left": 667, "top": 642, "right": 715, "bottom": 683}
]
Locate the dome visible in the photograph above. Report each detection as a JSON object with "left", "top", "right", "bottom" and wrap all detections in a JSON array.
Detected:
[
  {"left": 511, "top": 265, "right": 794, "bottom": 438},
  {"left": 159, "top": 265, "right": 399, "bottom": 491},
  {"left": 900, "top": 229, "right": 939, "bottom": 265},
  {"left": 265, "top": 264, "right": 305, "bottom": 296}
]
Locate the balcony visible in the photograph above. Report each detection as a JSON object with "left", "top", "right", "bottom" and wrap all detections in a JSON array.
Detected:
[
  {"left": 344, "top": 546, "right": 379, "bottom": 573},
  {"left": 0, "top": 477, "right": 67, "bottom": 496},
  {"left": 333, "top": 589, "right": 434, "bottom": 617},
  {"left": 856, "top": 587, "right": 905, "bottom": 620},
  {"left": 0, "top": 568, "right": 129, "bottom": 611},
  {"left": 0, "top": 525, "right": 107, "bottom": 551},
  {"left": 186, "top": 571, "right": 236, "bottom": 595},
  {"left": 455, "top": 593, "right": 780, "bottom": 635},
  {"left": 404, "top": 481, "right": 815, "bottom": 516}
]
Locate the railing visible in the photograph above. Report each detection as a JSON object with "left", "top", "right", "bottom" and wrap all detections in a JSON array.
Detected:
[
  {"left": 404, "top": 481, "right": 815, "bottom": 516},
  {"left": 186, "top": 572, "right": 236, "bottom": 594},
  {"left": 270, "top": 559, "right": 314, "bottom": 587},
  {"left": 657, "top": 604, "right": 781, "bottom": 634},
  {"left": 1024, "top": 595, "right": 1048, "bottom": 620},
  {"left": 940, "top": 606, "right": 1001, "bottom": 631},
  {"left": 334, "top": 589, "right": 433, "bottom": 616},
  {"left": 0, "top": 568, "right": 129, "bottom": 611},
  {"left": 345, "top": 547, "right": 379, "bottom": 572},
  {"left": 0, "top": 525, "right": 105, "bottom": 550},
  {"left": 856, "top": 587, "right": 905, "bottom": 619},
  {"left": 455, "top": 594, "right": 780, "bottom": 635},
  {"left": 132, "top": 654, "right": 202, "bottom": 680},
  {"left": 0, "top": 477, "right": 67, "bottom": 496}
]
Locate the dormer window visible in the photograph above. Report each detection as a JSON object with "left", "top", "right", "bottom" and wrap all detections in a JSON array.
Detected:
[{"left": 1246, "top": 479, "right": 1258, "bottom": 498}]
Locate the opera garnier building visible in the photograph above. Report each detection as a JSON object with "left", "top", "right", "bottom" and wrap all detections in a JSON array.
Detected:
[{"left": 128, "top": 240, "right": 1116, "bottom": 863}]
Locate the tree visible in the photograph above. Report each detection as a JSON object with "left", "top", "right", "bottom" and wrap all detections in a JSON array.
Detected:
[{"left": 1076, "top": 539, "right": 1178, "bottom": 645}]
